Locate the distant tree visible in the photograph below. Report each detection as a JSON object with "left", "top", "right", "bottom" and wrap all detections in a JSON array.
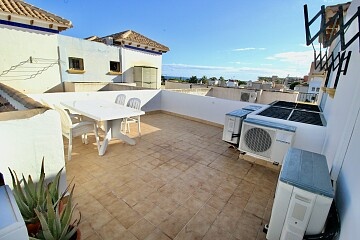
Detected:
[
  {"left": 238, "top": 80, "right": 247, "bottom": 86},
  {"left": 200, "top": 75, "right": 208, "bottom": 84},
  {"left": 219, "top": 76, "right": 226, "bottom": 87},
  {"left": 189, "top": 76, "right": 198, "bottom": 83},
  {"left": 209, "top": 77, "right": 217, "bottom": 81},
  {"left": 289, "top": 81, "right": 300, "bottom": 90}
]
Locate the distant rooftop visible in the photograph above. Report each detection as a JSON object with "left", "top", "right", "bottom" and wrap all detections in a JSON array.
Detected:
[
  {"left": 0, "top": 0, "right": 72, "bottom": 31},
  {"left": 87, "top": 30, "right": 170, "bottom": 53}
]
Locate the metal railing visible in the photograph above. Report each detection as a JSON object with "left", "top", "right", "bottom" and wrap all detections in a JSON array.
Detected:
[{"left": 297, "top": 93, "right": 319, "bottom": 103}]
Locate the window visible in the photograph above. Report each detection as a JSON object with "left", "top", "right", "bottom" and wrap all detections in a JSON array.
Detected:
[
  {"left": 68, "top": 57, "right": 84, "bottom": 70},
  {"left": 312, "top": 87, "right": 315, "bottom": 91},
  {"left": 316, "top": 87, "right": 320, "bottom": 92},
  {"left": 110, "top": 61, "right": 121, "bottom": 72}
]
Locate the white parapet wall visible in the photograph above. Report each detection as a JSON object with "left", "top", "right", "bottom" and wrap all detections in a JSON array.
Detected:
[
  {"left": 160, "top": 90, "right": 265, "bottom": 125},
  {"left": 29, "top": 89, "right": 162, "bottom": 113},
  {"left": 0, "top": 110, "right": 67, "bottom": 193}
]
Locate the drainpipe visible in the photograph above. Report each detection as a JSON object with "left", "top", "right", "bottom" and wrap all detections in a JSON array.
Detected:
[
  {"left": 120, "top": 45, "right": 124, "bottom": 83},
  {"left": 57, "top": 46, "right": 65, "bottom": 92}
]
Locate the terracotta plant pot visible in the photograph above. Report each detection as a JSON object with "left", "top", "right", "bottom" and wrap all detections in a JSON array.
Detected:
[
  {"left": 26, "top": 221, "right": 41, "bottom": 237},
  {"left": 69, "top": 227, "right": 81, "bottom": 240}
]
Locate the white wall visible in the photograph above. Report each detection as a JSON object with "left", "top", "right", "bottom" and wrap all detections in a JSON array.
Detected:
[
  {"left": 257, "top": 90, "right": 298, "bottom": 104},
  {"left": 0, "top": 110, "right": 67, "bottom": 193},
  {"left": 165, "top": 81, "right": 196, "bottom": 89},
  {"left": 0, "top": 25, "right": 61, "bottom": 93},
  {"left": 160, "top": 90, "right": 265, "bottom": 125},
  {"left": 122, "top": 47, "right": 162, "bottom": 89},
  {"left": 307, "top": 77, "right": 322, "bottom": 94},
  {"left": 319, "top": 1, "right": 360, "bottom": 239},
  {"left": 29, "top": 89, "right": 162, "bottom": 112},
  {"left": 58, "top": 35, "right": 122, "bottom": 83}
]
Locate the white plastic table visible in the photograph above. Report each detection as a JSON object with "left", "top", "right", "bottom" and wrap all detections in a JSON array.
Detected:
[{"left": 62, "top": 99, "right": 145, "bottom": 156}]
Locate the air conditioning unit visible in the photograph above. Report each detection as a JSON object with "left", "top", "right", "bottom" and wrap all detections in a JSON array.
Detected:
[
  {"left": 240, "top": 91, "right": 257, "bottom": 103},
  {"left": 239, "top": 118, "right": 296, "bottom": 164},
  {"left": 266, "top": 148, "right": 334, "bottom": 240},
  {"left": 222, "top": 109, "right": 252, "bottom": 145}
]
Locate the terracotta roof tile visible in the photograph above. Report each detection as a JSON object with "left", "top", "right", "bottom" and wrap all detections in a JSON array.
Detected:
[
  {"left": 0, "top": 0, "right": 72, "bottom": 30},
  {"left": 0, "top": 95, "right": 16, "bottom": 112},
  {"left": 0, "top": 83, "right": 44, "bottom": 110},
  {"left": 96, "top": 30, "right": 169, "bottom": 52}
]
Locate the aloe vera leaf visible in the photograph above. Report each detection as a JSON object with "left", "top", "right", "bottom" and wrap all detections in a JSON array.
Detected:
[{"left": 35, "top": 208, "right": 55, "bottom": 240}]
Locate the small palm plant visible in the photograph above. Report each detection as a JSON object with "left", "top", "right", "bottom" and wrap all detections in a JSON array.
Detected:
[{"left": 31, "top": 186, "right": 81, "bottom": 240}]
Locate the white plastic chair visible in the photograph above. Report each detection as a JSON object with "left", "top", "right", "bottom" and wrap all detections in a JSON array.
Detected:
[
  {"left": 42, "top": 99, "right": 82, "bottom": 122},
  {"left": 54, "top": 105, "right": 99, "bottom": 160},
  {"left": 122, "top": 98, "right": 141, "bottom": 136},
  {"left": 115, "top": 94, "right": 126, "bottom": 106}
]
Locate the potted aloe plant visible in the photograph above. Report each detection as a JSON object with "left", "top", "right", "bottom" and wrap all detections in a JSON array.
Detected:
[
  {"left": 8, "top": 159, "right": 66, "bottom": 237},
  {"left": 30, "top": 186, "right": 81, "bottom": 240}
]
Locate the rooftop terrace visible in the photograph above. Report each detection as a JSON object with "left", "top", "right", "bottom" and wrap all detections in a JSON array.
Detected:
[{"left": 67, "top": 112, "right": 278, "bottom": 240}]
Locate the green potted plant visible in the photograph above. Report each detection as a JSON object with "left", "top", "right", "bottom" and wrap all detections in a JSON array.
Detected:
[
  {"left": 30, "top": 186, "right": 81, "bottom": 240},
  {"left": 8, "top": 159, "right": 65, "bottom": 236}
]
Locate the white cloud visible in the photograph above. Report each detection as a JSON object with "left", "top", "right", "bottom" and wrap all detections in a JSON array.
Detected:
[
  {"left": 230, "top": 61, "right": 250, "bottom": 65},
  {"left": 266, "top": 50, "right": 314, "bottom": 66},
  {"left": 232, "top": 47, "right": 266, "bottom": 51}
]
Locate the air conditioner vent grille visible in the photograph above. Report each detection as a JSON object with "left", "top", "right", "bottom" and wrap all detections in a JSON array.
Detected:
[
  {"left": 244, "top": 127, "right": 272, "bottom": 152},
  {"left": 241, "top": 92, "right": 250, "bottom": 101}
]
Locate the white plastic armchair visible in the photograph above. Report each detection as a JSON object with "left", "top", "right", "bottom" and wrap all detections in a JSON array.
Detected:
[
  {"left": 122, "top": 97, "right": 141, "bottom": 136},
  {"left": 115, "top": 94, "right": 126, "bottom": 106},
  {"left": 42, "top": 99, "right": 82, "bottom": 122},
  {"left": 54, "top": 105, "right": 100, "bottom": 160}
]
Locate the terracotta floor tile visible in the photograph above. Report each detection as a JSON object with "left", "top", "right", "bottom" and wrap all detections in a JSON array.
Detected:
[
  {"left": 144, "top": 206, "right": 170, "bottom": 226},
  {"left": 97, "top": 218, "right": 126, "bottom": 239},
  {"left": 116, "top": 206, "right": 142, "bottom": 229},
  {"left": 182, "top": 196, "right": 205, "bottom": 213},
  {"left": 206, "top": 195, "right": 227, "bottom": 211},
  {"left": 244, "top": 201, "right": 266, "bottom": 219},
  {"left": 192, "top": 188, "right": 212, "bottom": 202},
  {"left": 170, "top": 190, "right": 191, "bottom": 204},
  {"left": 78, "top": 220, "right": 97, "bottom": 240},
  {"left": 117, "top": 230, "right": 139, "bottom": 240},
  {"left": 129, "top": 218, "right": 156, "bottom": 240},
  {"left": 171, "top": 205, "right": 196, "bottom": 226},
  {"left": 213, "top": 211, "right": 239, "bottom": 234},
  {"left": 85, "top": 210, "right": 113, "bottom": 230},
  {"left": 66, "top": 114, "right": 280, "bottom": 240},
  {"left": 158, "top": 215, "right": 185, "bottom": 239},
  {"left": 83, "top": 233, "right": 102, "bottom": 240},
  {"left": 133, "top": 199, "right": 156, "bottom": 216},
  {"left": 144, "top": 228, "right": 171, "bottom": 240},
  {"left": 202, "top": 224, "right": 237, "bottom": 240},
  {"left": 157, "top": 197, "right": 180, "bottom": 215},
  {"left": 174, "top": 227, "right": 204, "bottom": 240},
  {"left": 78, "top": 200, "right": 107, "bottom": 219}
]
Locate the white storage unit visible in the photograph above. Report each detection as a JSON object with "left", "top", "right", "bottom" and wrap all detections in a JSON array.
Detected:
[
  {"left": 133, "top": 66, "right": 158, "bottom": 89},
  {"left": 0, "top": 185, "right": 28, "bottom": 240},
  {"left": 239, "top": 118, "right": 296, "bottom": 164},
  {"left": 266, "top": 148, "right": 334, "bottom": 240}
]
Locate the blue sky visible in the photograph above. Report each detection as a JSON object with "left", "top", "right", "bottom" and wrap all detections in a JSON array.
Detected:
[{"left": 27, "top": 0, "right": 346, "bottom": 80}]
